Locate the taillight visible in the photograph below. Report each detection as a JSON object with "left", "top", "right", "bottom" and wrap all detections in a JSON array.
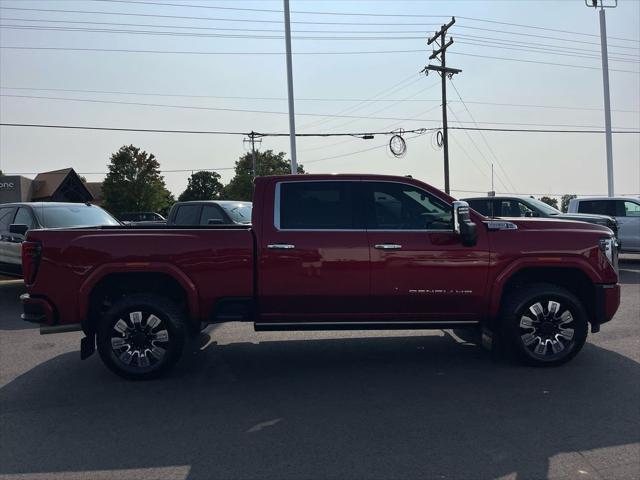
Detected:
[{"left": 21, "top": 241, "right": 41, "bottom": 285}]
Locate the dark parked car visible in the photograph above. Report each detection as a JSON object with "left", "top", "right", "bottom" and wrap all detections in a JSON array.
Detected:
[
  {"left": 463, "top": 196, "right": 618, "bottom": 237},
  {"left": 167, "top": 201, "right": 252, "bottom": 226},
  {"left": 119, "top": 212, "right": 166, "bottom": 224},
  {"left": 0, "top": 202, "right": 119, "bottom": 276}
]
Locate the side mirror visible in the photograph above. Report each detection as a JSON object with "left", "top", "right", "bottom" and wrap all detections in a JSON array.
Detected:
[
  {"left": 452, "top": 201, "right": 478, "bottom": 247},
  {"left": 9, "top": 224, "right": 29, "bottom": 237},
  {"left": 524, "top": 211, "right": 539, "bottom": 218},
  {"left": 207, "top": 219, "right": 225, "bottom": 225}
]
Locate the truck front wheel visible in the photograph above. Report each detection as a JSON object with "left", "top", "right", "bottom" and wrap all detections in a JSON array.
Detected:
[
  {"left": 97, "top": 294, "right": 187, "bottom": 380},
  {"left": 501, "top": 283, "right": 588, "bottom": 367}
]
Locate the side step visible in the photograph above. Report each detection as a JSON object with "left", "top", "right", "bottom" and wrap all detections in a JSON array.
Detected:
[{"left": 254, "top": 321, "right": 479, "bottom": 332}]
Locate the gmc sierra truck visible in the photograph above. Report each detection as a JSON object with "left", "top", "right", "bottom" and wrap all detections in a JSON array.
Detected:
[{"left": 20, "top": 174, "right": 620, "bottom": 380}]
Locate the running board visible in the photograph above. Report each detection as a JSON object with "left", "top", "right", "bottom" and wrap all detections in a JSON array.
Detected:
[{"left": 254, "top": 321, "right": 479, "bottom": 332}]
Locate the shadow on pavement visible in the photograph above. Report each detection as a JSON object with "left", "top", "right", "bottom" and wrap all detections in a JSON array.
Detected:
[{"left": 1, "top": 332, "right": 638, "bottom": 480}]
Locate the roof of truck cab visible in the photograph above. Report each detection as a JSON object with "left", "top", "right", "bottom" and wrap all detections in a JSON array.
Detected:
[{"left": 571, "top": 196, "right": 640, "bottom": 202}]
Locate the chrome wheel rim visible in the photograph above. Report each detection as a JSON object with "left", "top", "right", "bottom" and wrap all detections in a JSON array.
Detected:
[
  {"left": 519, "top": 300, "right": 576, "bottom": 361},
  {"left": 110, "top": 311, "right": 170, "bottom": 369}
]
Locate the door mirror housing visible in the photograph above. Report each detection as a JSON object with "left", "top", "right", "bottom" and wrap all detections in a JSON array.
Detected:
[
  {"left": 452, "top": 201, "right": 478, "bottom": 247},
  {"left": 9, "top": 224, "right": 29, "bottom": 237},
  {"left": 524, "top": 211, "right": 539, "bottom": 218}
]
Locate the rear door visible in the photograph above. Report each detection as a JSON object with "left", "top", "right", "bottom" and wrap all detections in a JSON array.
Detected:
[
  {"left": 365, "top": 181, "right": 490, "bottom": 322},
  {"left": 258, "top": 180, "right": 370, "bottom": 323}
]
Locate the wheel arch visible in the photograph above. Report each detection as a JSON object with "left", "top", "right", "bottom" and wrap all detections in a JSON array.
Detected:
[
  {"left": 79, "top": 263, "right": 199, "bottom": 333},
  {"left": 489, "top": 262, "right": 598, "bottom": 326}
]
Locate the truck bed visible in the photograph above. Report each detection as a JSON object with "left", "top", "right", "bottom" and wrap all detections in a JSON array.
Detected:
[{"left": 25, "top": 226, "right": 255, "bottom": 327}]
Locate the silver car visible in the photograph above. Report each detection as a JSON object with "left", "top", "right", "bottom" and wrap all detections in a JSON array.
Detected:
[
  {"left": 568, "top": 197, "right": 640, "bottom": 253},
  {"left": 0, "top": 202, "right": 120, "bottom": 276}
]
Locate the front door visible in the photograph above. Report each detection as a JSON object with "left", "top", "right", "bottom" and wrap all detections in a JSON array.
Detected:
[
  {"left": 258, "top": 180, "right": 370, "bottom": 323},
  {"left": 618, "top": 200, "right": 640, "bottom": 251},
  {"left": 364, "top": 181, "right": 490, "bottom": 322}
]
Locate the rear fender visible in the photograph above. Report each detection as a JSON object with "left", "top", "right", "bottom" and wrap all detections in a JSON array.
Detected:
[{"left": 78, "top": 262, "right": 199, "bottom": 323}]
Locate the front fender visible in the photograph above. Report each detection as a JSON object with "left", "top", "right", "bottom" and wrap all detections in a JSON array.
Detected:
[{"left": 488, "top": 256, "right": 601, "bottom": 318}]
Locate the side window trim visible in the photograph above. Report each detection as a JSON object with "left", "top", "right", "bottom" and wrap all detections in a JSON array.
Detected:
[{"left": 273, "top": 180, "right": 454, "bottom": 232}]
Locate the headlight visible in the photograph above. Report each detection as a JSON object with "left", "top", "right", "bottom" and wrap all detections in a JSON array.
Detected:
[{"left": 599, "top": 237, "right": 618, "bottom": 268}]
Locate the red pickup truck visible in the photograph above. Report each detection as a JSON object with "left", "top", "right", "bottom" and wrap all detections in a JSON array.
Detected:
[{"left": 20, "top": 174, "right": 620, "bottom": 379}]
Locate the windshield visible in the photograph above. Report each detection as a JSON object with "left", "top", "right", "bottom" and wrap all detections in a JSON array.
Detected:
[
  {"left": 526, "top": 198, "right": 562, "bottom": 215},
  {"left": 220, "top": 203, "right": 252, "bottom": 224},
  {"left": 34, "top": 205, "right": 120, "bottom": 228}
]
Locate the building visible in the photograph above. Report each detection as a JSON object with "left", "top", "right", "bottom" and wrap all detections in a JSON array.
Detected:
[{"left": 0, "top": 168, "right": 101, "bottom": 204}]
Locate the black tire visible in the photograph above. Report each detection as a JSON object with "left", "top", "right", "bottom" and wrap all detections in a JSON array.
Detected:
[
  {"left": 501, "top": 283, "right": 588, "bottom": 367},
  {"left": 97, "top": 294, "right": 187, "bottom": 380}
]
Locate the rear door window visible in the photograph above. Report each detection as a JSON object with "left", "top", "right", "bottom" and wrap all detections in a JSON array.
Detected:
[
  {"left": 200, "top": 205, "right": 225, "bottom": 225},
  {"left": 278, "top": 181, "right": 360, "bottom": 230},
  {"left": 577, "top": 200, "right": 617, "bottom": 216},
  {"left": 173, "top": 205, "right": 201, "bottom": 225},
  {"left": 467, "top": 199, "right": 494, "bottom": 216}
]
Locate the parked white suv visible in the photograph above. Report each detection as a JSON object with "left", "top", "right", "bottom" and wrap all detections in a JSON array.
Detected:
[{"left": 568, "top": 197, "right": 640, "bottom": 252}]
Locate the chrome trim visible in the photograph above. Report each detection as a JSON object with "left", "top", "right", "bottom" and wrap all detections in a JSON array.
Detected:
[
  {"left": 267, "top": 243, "right": 295, "bottom": 249},
  {"left": 374, "top": 243, "right": 402, "bottom": 250},
  {"left": 258, "top": 321, "right": 478, "bottom": 326},
  {"left": 484, "top": 220, "right": 518, "bottom": 231}
]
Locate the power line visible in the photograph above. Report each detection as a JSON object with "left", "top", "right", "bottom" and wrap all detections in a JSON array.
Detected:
[
  {"left": 4, "top": 94, "right": 639, "bottom": 130},
  {"left": 298, "top": 73, "right": 422, "bottom": 130},
  {"left": 87, "top": 0, "right": 640, "bottom": 43},
  {"left": 0, "top": 6, "right": 443, "bottom": 26},
  {"left": 1, "top": 123, "right": 638, "bottom": 134},
  {"left": 448, "top": 80, "right": 518, "bottom": 193},
  {"left": 3, "top": 24, "right": 638, "bottom": 64},
  {"left": 457, "top": 15, "right": 639, "bottom": 43},
  {"left": 446, "top": 106, "right": 512, "bottom": 193},
  {"left": 3, "top": 45, "right": 637, "bottom": 74},
  {"left": 2, "top": 86, "right": 637, "bottom": 113},
  {"left": 2, "top": 15, "right": 637, "bottom": 51}
]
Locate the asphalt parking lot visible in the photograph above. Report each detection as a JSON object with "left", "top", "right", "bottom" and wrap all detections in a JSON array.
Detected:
[{"left": 0, "top": 258, "right": 638, "bottom": 480}]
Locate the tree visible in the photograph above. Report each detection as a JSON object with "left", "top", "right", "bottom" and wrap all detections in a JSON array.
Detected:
[
  {"left": 222, "top": 150, "right": 305, "bottom": 201},
  {"left": 178, "top": 171, "right": 224, "bottom": 202},
  {"left": 538, "top": 196, "right": 559, "bottom": 210},
  {"left": 102, "top": 145, "right": 173, "bottom": 217},
  {"left": 561, "top": 194, "right": 576, "bottom": 213}
]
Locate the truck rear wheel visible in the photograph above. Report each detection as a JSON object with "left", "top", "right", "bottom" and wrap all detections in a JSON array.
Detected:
[
  {"left": 97, "top": 294, "right": 187, "bottom": 380},
  {"left": 501, "top": 283, "right": 588, "bottom": 367}
]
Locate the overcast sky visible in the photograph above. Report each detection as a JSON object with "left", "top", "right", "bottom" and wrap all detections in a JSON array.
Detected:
[{"left": 1, "top": 0, "right": 638, "bottom": 199}]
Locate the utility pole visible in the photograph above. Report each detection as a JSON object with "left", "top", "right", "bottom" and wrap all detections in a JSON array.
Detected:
[
  {"left": 424, "top": 17, "right": 461, "bottom": 195},
  {"left": 243, "top": 131, "right": 262, "bottom": 179},
  {"left": 586, "top": 0, "right": 617, "bottom": 197},
  {"left": 283, "top": 0, "right": 298, "bottom": 174}
]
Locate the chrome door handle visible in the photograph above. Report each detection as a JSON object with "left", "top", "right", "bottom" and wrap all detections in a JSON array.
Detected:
[
  {"left": 374, "top": 243, "right": 402, "bottom": 250},
  {"left": 267, "top": 243, "right": 295, "bottom": 249}
]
